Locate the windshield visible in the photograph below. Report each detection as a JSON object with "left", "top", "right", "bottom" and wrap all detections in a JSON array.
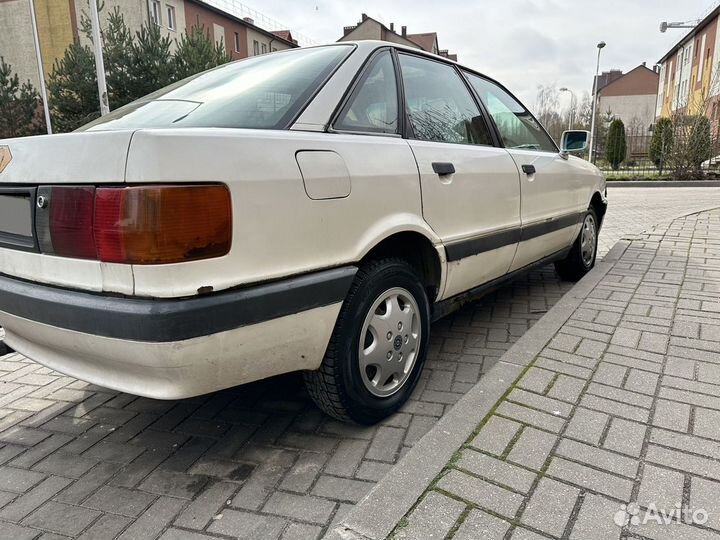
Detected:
[{"left": 79, "top": 45, "right": 352, "bottom": 132}]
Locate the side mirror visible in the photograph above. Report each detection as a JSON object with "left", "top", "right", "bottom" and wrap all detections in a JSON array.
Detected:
[{"left": 560, "top": 130, "right": 590, "bottom": 153}]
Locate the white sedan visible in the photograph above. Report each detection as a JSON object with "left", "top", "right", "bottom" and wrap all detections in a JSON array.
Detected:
[{"left": 0, "top": 41, "right": 606, "bottom": 424}]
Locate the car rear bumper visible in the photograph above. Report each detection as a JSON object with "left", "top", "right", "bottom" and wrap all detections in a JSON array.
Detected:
[{"left": 0, "top": 267, "right": 356, "bottom": 398}]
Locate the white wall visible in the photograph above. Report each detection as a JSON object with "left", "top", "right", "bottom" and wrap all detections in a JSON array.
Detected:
[
  {"left": 599, "top": 94, "right": 657, "bottom": 131},
  {"left": 246, "top": 26, "right": 292, "bottom": 56},
  {"left": 0, "top": 0, "right": 42, "bottom": 89}
]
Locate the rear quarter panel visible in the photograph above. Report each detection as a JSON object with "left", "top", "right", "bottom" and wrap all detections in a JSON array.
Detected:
[{"left": 125, "top": 128, "right": 435, "bottom": 297}]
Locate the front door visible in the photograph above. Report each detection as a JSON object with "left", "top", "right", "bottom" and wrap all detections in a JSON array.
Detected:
[
  {"left": 465, "top": 73, "right": 585, "bottom": 271},
  {"left": 397, "top": 53, "right": 522, "bottom": 299}
]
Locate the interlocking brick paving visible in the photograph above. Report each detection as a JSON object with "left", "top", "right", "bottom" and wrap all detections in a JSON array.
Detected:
[
  {"left": 0, "top": 187, "right": 718, "bottom": 539},
  {"left": 389, "top": 208, "right": 720, "bottom": 540}
]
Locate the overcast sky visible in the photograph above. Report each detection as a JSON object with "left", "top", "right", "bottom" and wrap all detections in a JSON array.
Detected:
[{"left": 252, "top": 0, "right": 717, "bottom": 111}]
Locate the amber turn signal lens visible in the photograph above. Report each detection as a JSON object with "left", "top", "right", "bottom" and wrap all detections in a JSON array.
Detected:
[{"left": 94, "top": 185, "right": 232, "bottom": 264}]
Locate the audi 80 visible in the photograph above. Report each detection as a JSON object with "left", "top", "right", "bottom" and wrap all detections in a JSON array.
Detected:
[{"left": 0, "top": 41, "right": 606, "bottom": 424}]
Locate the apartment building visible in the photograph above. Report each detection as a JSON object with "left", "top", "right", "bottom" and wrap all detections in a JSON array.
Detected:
[
  {"left": 0, "top": 0, "right": 297, "bottom": 90},
  {"left": 655, "top": 6, "right": 720, "bottom": 122},
  {"left": 339, "top": 14, "right": 457, "bottom": 61},
  {"left": 596, "top": 64, "right": 659, "bottom": 131}
]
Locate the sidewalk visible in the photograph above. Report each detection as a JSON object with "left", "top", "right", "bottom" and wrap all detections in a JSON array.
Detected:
[{"left": 328, "top": 208, "right": 720, "bottom": 540}]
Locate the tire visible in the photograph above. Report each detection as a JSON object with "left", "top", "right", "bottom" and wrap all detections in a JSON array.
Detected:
[
  {"left": 555, "top": 207, "right": 599, "bottom": 281},
  {"left": 304, "top": 258, "right": 430, "bottom": 424}
]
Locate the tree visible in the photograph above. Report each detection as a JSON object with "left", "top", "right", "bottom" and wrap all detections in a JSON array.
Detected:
[
  {"left": 649, "top": 117, "right": 673, "bottom": 175},
  {"left": 102, "top": 7, "right": 135, "bottom": 108},
  {"left": 0, "top": 57, "right": 45, "bottom": 138},
  {"left": 605, "top": 118, "right": 627, "bottom": 170},
  {"left": 129, "top": 22, "right": 173, "bottom": 98},
  {"left": 47, "top": 42, "right": 99, "bottom": 132},
  {"left": 687, "top": 115, "right": 712, "bottom": 170},
  {"left": 173, "top": 24, "right": 231, "bottom": 81}
]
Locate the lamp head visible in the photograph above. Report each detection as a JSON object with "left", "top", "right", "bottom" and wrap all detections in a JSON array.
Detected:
[{"left": 597, "top": 41, "right": 606, "bottom": 49}]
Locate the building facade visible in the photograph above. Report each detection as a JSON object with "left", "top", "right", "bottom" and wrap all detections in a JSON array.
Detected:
[
  {"left": 0, "top": 0, "right": 297, "bottom": 90},
  {"left": 597, "top": 64, "right": 659, "bottom": 131},
  {"left": 339, "top": 14, "right": 457, "bottom": 61},
  {"left": 655, "top": 7, "right": 720, "bottom": 122}
]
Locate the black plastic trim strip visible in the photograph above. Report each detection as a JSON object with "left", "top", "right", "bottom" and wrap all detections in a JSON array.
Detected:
[
  {"left": 520, "top": 212, "right": 583, "bottom": 242},
  {"left": 445, "top": 228, "right": 521, "bottom": 262},
  {"left": 0, "top": 266, "right": 357, "bottom": 343},
  {"left": 445, "top": 211, "right": 583, "bottom": 262}
]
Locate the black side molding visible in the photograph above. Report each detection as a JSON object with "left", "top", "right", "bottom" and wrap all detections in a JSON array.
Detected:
[
  {"left": 445, "top": 211, "right": 584, "bottom": 262},
  {"left": 0, "top": 267, "right": 357, "bottom": 343}
]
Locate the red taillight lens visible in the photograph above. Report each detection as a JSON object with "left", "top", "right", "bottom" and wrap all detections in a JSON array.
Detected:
[
  {"left": 49, "top": 186, "right": 97, "bottom": 259},
  {"left": 44, "top": 185, "right": 231, "bottom": 265}
]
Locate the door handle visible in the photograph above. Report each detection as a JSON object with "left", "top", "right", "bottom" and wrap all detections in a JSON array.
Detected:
[
  {"left": 521, "top": 164, "right": 536, "bottom": 175},
  {"left": 432, "top": 162, "right": 455, "bottom": 176}
]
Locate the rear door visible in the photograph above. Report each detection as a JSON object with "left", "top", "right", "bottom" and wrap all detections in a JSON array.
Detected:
[
  {"left": 464, "top": 74, "right": 585, "bottom": 271},
  {"left": 396, "top": 52, "right": 521, "bottom": 299}
]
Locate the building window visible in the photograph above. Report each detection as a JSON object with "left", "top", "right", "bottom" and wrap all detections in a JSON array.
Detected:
[
  {"left": 234, "top": 32, "right": 240, "bottom": 52},
  {"left": 150, "top": 0, "right": 161, "bottom": 25},
  {"left": 166, "top": 5, "right": 176, "bottom": 30},
  {"left": 261, "top": 43, "right": 267, "bottom": 54},
  {"left": 253, "top": 40, "right": 259, "bottom": 56}
]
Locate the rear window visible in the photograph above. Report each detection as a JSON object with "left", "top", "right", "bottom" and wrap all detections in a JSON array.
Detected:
[{"left": 79, "top": 45, "right": 352, "bottom": 132}]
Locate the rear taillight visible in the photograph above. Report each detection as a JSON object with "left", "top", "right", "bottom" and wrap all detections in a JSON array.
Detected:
[{"left": 40, "top": 185, "right": 231, "bottom": 264}]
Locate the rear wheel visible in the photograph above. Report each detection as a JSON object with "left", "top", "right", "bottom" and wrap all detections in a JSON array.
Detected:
[
  {"left": 304, "top": 259, "right": 430, "bottom": 424},
  {"left": 555, "top": 208, "right": 598, "bottom": 281}
]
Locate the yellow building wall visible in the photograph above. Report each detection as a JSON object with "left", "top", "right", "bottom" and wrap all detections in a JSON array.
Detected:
[{"left": 35, "top": 0, "right": 76, "bottom": 78}]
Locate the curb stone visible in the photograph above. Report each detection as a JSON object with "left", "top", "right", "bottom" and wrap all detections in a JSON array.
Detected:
[
  {"left": 323, "top": 241, "right": 630, "bottom": 540},
  {"left": 607, "top": 180, "right": 720, "bottom": 187}
]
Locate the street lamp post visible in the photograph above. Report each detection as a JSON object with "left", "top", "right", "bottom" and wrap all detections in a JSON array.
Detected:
[
  {"left": 588, "top": 41, "right": 606, "bottom": 164},
  {"left": 559, "top": 87, "right": 576, "bottom": 130},
  {"left": 89, "top": 0, "right": 110, "bottom": 116},
  {"left": 28, "top": 0, "right": 52, "bottom": 134}
]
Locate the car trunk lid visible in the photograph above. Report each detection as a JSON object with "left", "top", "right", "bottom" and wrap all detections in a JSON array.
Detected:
[{"left": 0, "top": 130, "right": 134, "bottom": 184}]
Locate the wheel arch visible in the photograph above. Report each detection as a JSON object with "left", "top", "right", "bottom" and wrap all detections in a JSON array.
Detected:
[
  {"left": 359, "top": 231, "right": 445, "bottom": 302},
  {"left": 590, "top": 191, "right": 607, "bottom": 228}
]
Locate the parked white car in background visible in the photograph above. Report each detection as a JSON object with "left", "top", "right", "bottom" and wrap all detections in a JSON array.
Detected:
[{"left": 0, "top": 41, "right": 605, "bottom": 424}]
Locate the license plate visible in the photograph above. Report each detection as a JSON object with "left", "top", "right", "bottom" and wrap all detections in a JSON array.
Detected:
[{"left": 0, "top": 191, "right": 36, "bottom": 251}]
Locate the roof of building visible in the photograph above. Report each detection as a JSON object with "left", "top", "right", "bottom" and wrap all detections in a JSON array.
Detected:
[
  {"left": 340, "top": 14, "right": 455, "bottom": 59},
  {"left": 406, "top": 32, "right": 438, "bottom": 52},
  {"left": 187, "top": 0, "right": 299, "bottom": 48},
  {"left": 597, "top": 64, "right": 659, "bottom": 97},
  {"left": 271, "top": 30, "right": 296, "bottom": 44},
  {"left": 658, "top": 5, "right": 720, "bottom": 63}
]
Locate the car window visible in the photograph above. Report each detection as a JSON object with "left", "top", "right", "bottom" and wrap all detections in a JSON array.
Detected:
[
  {"left": 335, "top": 51, "right": 398, "bottom": 134},
  {"left": 398, "top": 54, "right": 492, "bottom": 146},
  {"left": 78, "top": 46, "right": 352, "bottom": 132},
  {"left": 464, "top": 73, "right": 557, "bottom": 153}
]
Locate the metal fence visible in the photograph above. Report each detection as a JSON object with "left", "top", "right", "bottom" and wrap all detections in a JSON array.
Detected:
[{"left": 595, "top": 127, "right": 654, "bottom": 175}]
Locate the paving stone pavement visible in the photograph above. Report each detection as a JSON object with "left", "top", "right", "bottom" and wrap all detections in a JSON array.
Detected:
[
  {"left": 0, "top": 187, "right": 717, "bottom": 539},
  {"left": 384, "top": 208, "right": 720, "bottom": 540}
]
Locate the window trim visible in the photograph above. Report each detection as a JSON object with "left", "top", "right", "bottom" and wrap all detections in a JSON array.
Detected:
[
  {"left": 233, "top": 32, "right": 240, "bottom": 53},
  {"left": 395, "top": 50, "right": 499, "bottom": 148},
  {"left": 462, "top": 69, "right": 559, "bottom": 153},
  {"left": 282, "top": 44, "right": 358, "bottom": 130},
  {"left": 328, "top": 46, "right": 404, "bottom": 138},
  {"left": 149, "top": 0, "right": 161, "bottom": 25},
  {"left": 166, "top": 4, "right": 176, "bottom": 31}
]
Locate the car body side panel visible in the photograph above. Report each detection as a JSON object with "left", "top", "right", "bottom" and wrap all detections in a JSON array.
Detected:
[
  {"left": 125, "top": 129, "right": 436, "bottom": 298},
  {"left": 507, "top": 149, "right": 598, "bottom": 271},
  {"left": 407, "top": 140, "right": 521, "bottom": 300}
]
